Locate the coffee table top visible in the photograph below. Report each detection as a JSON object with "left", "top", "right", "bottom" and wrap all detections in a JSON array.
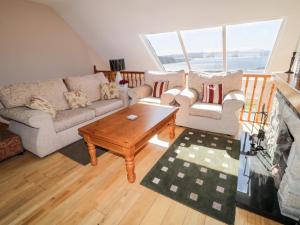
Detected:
[{"left": 78, "top": 103, "right": 178, "bottom": 147}]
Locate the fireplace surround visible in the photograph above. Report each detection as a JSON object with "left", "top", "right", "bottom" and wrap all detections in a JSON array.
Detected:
[
  {"left": 266, "top": 91, "right": 300, "bottom": 220},
  {"left": 236, "top": 73, "right": 300, "bottom": 224}
]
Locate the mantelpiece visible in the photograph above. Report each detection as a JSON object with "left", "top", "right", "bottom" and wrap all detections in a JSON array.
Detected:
[{"left": 273, "top": 73, "right": 300, "bottom": 113}]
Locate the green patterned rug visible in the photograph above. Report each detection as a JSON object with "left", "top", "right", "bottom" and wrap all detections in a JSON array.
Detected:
[{"left": 141, "top": 128, "right": 240, "bottom": 225}]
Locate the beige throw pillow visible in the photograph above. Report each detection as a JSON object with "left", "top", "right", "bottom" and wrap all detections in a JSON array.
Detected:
[
  {"left": 26, "top": 96, "right": 57, "bottom": 118},
  {"left": 100, "top": 82, "right": 120, "bottom": 100},
  {"left": 64, "top": 90, "right": 91, "bottom": 109}
]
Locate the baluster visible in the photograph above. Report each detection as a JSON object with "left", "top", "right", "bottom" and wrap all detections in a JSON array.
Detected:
[
  {"left": 135, "top": 73, "right": 138, "bottom": 87},
  {"left": 247, "top": 76, "right": 258, "bottom": 122},
  {"left": 132, "top": 73, "right": 135, "bottom": 87},
  {"left": 130, "top": 73, "right": 133, "bottom": 88},
  {"left": 139, "top": 73, "right": 142, "bottom": 87},
  {"left": 256, "top": 77, "right": 267, "bottom": 123},
  {"left": 240, "top": 76, "right": 249, "bottom": 121},
  {"left": 266, "top": 83, "right": 275, "bottom": 117}
]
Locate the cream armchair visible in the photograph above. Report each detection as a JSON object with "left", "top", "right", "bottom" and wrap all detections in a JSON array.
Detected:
[
  {"left": 175, "top": 71, "right": 245, "bottom": 136},
  {"left": 128, "top": 70, "right": 185, "bottom": 105}
]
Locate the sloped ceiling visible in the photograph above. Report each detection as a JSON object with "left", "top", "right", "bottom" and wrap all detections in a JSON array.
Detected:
[{"left": 30, "top": 0, "right": 300, "bottom": 72}]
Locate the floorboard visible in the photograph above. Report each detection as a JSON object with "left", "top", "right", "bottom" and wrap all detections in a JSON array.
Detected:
[{"left": 0, "top": 126, "right": 283, "bottom": 225}]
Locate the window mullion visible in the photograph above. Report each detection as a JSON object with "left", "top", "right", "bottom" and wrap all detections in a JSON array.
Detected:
[
  {"left": 143, "top": 35, "right": 166, "bottom": 71},
  {"left": 177, "top": 31, "right": 192, "bottom": 72},
  {"left": 222, "top": 26, "right": 227, "bottom": 72}
]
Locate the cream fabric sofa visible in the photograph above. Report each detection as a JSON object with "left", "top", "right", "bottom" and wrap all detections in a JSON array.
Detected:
[
  {"left": 129, "top": 70, "right": 244, "bottom": 136},
  {"left": 175, "top": 71, "right": 245, "bottom": 136},
  {"left": 128, "top": 70, "right": 186, "bottom": 105},
  {"left": 0, "top": 73, "right": 128, "bottom": 157}
]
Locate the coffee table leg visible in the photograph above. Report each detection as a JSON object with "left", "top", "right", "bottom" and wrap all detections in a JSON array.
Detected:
[
  {"left": 124, "top": 148, "right": 136, "bottom": 183},
  {"left": 169, "top": 114, "right": 176, "bottom": 139},
  {"left": 84, "top": 135, "right": 97, "bottom": 166}
]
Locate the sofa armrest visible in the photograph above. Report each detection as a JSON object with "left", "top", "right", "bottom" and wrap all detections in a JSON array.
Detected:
[
  {"left": 119, "top": 88, "right": 129, "bottom": 107},
  {"left": 222, "top": 90, "right": 245, "bottom": 113},
  {"left": 128, "top": 85, "right": 152, "bottom": 104},
  {"left": 161, "top": 87, "right": 182, "bottom": 105},
  {"left": 0, "top": 107, "right": 53, "bottom": 129},
  {"left": 175, "top": 88, "right": 198, "bottom": 107}
]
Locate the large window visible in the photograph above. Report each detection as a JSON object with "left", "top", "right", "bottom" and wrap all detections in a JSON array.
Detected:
[
  {"left": 145, "top": 32, "right": 188, "bottom": 72},
  {"left": 144, "top": 19, "right": 282, "bottom": 73},
  {"left": 227, "top": 20, "right": 282, "bottom": 73},
  {"left": 181, "top": 27, "right": 223, "bottom": 72}
]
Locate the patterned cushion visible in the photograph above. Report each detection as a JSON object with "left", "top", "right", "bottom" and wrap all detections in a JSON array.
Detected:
[
  {"left": 26, "top": 96, "right": 57, "bottom": 118},
  {"left": 152, "top": 81, "right": 169, "bottom": 98},
  {"left": 64, "top": 91, "right": 91, "bottom": 109},
  {"left": 100, "top": 82, "right": 120, "bottom": 100},
  {"left": 0, "top": 79, "right": 69, "bottom": 110},
  {"left": 109, "top": 82, "right": 120, "bottom": 99},
  {"left": 64, "top": 73, "right": 108, "bottom": 102},
  {"left": 202, "top": 84, "right": 223, "bottom": 104}
]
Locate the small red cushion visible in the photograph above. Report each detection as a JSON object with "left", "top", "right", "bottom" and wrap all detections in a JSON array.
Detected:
[
  {"left": 152, "top": 81, "right": 169, "bottom": 98},
  {"left": 202, "top": 83, "right": 223, "bottom": 104}
]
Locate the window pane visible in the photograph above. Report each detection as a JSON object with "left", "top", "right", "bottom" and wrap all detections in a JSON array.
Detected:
[
  {"left": 227, "top": 19, "right": 282, "bottom": 73},
  {"left": 145, "top": 32, "right": 188, "bottom": 71},
  {"left": 181, "top": 27, "right": 223, "bottom": 72}
]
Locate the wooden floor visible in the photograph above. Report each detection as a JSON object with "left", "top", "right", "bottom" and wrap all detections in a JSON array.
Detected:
[{"left": 0, "top": 126, "right": 281, "bottom": 225}]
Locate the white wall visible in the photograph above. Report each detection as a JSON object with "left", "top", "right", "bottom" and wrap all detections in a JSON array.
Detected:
[
  {"left": 0, "top": 0, "right": 106, "bottom": 86},
  {"left": 31, "top": 0, "right": 300, "bottom": 73}
]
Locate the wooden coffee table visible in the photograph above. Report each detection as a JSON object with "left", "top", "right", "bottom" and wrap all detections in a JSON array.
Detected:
[{"left": 78, "top": 103, "right": 178, "bottom": 183}]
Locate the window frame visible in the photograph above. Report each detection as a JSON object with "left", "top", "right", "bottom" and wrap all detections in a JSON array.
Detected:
[{"left": 144, "top": 18, "right": 283, "bottom": 74}]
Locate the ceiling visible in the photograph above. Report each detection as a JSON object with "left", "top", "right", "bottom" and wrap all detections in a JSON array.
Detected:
[{"left": 30, "top": 0, "right": 300, "bottom": 72}]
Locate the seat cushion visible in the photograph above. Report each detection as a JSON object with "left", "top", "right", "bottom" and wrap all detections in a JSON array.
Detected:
[
  {"left": 54, "top": 108, "right": 95, "bottom": 132},
  {"left": 139, "top": 96, "right": 161, "bottom": 105},
  {"left": 189, "top": 102, "right": 222, "bottom": 119},
  {"left": 88, "top": 99, "right": 123, "bottom": 116}
]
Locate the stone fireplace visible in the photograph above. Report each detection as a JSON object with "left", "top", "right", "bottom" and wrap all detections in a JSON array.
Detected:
[{"left": 264, "top": 74, "right": 300, "bottom": 220}]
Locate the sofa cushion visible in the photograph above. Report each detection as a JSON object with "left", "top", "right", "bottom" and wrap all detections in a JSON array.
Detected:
[
  {"left": 144, "top": 70, "right": 185, "bottom": 89},
  {"left": 139, "top": 97, "right": 161, "bottom": 105},
  {"left": 0, "top": 106, "right": 52, "bottom": 129},
  {"left": 189, "top": 102, "right": 222, "bottom": 119},
  {"left": 54, "top": 108, "right": 95, "bottom": 133},
  {"left": 189, "top": 70, "right": 242, "bottom": 99},
  {"left": 0, "top": 79, "right": 69, "bottom": 110},
  {"left": 88, "top": 99, "right": 123, "bottom": 116},
  {"left": 64, "top": 72, "right": 108, "bottom": 102}
]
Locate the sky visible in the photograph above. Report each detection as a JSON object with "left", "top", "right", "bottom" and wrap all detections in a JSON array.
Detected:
[{"left": 146, "top": 19, "right": 282, "bottom": 55}]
